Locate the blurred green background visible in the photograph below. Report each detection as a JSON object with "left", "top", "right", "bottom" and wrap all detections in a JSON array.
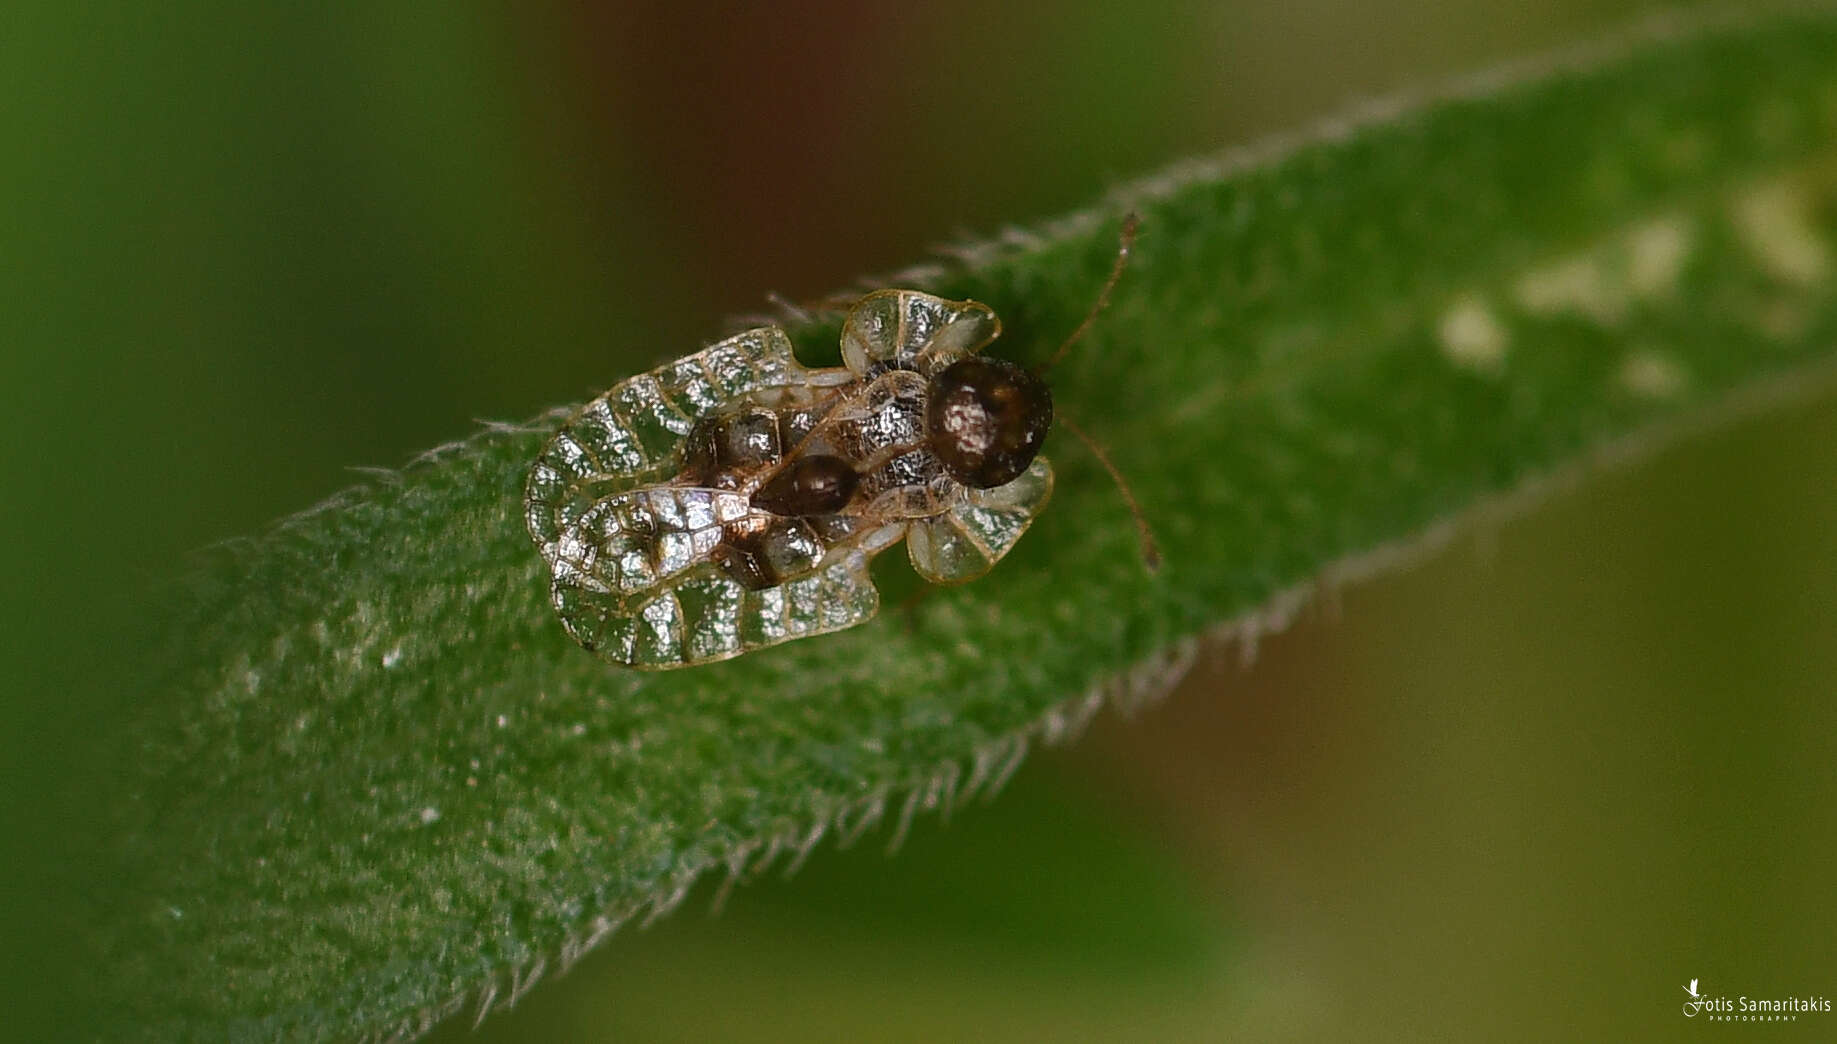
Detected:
[{"left": 7, "top": 0, "right": 1834, "bottom": 1039}]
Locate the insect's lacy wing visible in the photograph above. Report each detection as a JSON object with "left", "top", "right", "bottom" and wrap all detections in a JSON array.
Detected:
[
  {"left": 525, "top": 326, "right": 807, "bottom": 554},
  {"left": 839, "top": 289, "right": 1001, "bottom": 377},
  {"left": 546, "top": 486, "right": 880, "bottom": 669},
  {"left": 906, "top": 457, "right": 1053, "bottom": 585}
]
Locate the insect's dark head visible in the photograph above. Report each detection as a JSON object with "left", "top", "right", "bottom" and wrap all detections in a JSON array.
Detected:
[{"left": 925, "top": 357, "right": 1052, "bottom": 489}]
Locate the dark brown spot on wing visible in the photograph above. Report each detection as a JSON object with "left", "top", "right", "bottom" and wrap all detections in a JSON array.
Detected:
[
  {"left": 713, "top": 517, "right": 826, "bottom": 590},
  {"left": 751, "top": 454, "right": 859, "bottom": 516},
  {"left": 683, "top": 406, "right": 782, "bottom": 486}
]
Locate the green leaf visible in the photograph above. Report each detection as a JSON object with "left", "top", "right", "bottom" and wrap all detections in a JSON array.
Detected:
[{"left": 100, "top": 9, "right": 1837, "bottom": 1039}]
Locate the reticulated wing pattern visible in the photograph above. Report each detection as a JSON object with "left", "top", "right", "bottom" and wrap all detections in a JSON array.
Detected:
[
  {"left": 527, "top": 325, "right": 889, "bottom": 667},
  {"left": 839, "top": 289, "right": 1001, "bottom": 376},
  {"left": 906, "top": 457, "right": 1053, "bottom": 584},
  {"left": 553, "top": 484, "right": 880, "bottom": 667},
  {"left": 524, "top": 326, "right": 806, "bottom": 553}
]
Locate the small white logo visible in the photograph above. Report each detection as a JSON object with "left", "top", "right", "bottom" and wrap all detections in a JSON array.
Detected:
[{"left": 1680, "top": 976, "right": 1831, "bottom": 1021}]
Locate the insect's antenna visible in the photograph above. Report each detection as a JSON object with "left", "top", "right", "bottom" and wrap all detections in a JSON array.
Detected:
[
  {"left": 1056, "top": 413, "right": 1160, "bottom": 573},
  {"left": 1040, "top": 211, "right": 1140, "bottom": 374}
]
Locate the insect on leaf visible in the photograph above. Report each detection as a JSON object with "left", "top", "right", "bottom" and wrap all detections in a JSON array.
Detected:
[{"left": 94, "top": 8, "right": 1837, "bottom": 1041}]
